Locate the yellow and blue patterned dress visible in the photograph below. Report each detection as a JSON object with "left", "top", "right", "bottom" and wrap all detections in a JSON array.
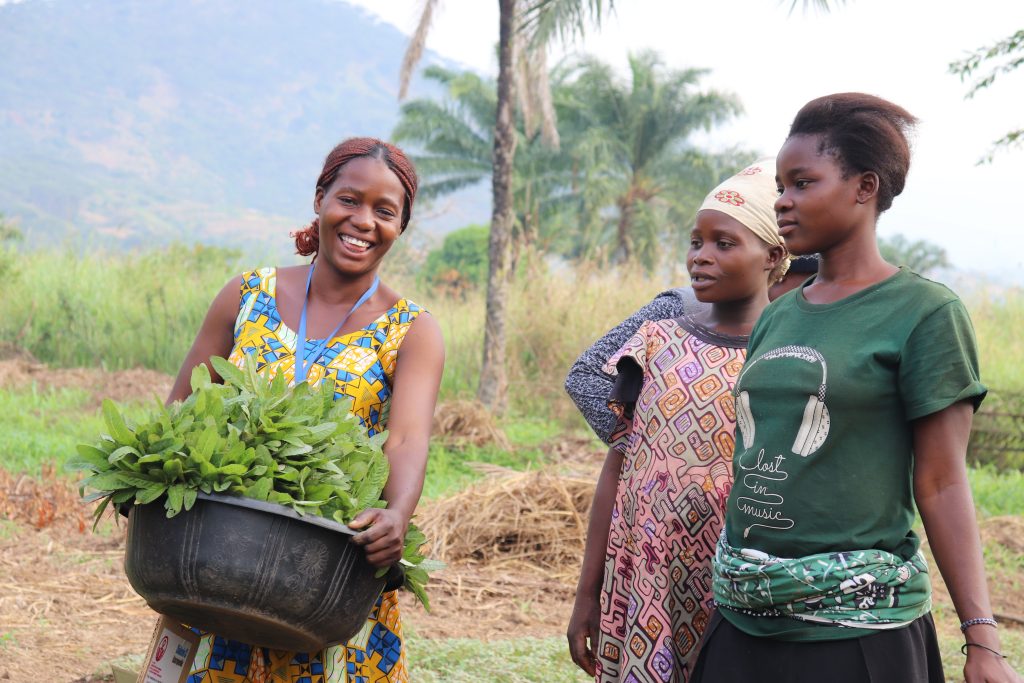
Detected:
[{"left": 187, "top": 267, "right": 423, "bottom": 683}]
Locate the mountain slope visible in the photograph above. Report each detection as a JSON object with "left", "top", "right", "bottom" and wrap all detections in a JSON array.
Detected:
[{"left": 0, "top": 0, "right": 484, "bottom": 250}]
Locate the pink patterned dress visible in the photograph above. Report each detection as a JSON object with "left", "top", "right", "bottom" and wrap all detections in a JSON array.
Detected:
[{"left": 597, "top": 316, "right": 747, "bottom": 683}]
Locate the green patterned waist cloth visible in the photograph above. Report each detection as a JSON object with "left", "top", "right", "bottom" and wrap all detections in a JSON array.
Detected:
[{"left": 712, "top": 531, "right": 931, "bottom": 630}]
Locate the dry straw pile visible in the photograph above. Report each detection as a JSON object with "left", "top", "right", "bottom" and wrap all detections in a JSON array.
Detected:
[
  {"left": 431, "top": 400, "right": 511, "bottom": 449},
  {"left": 417, "top": 464, "right": 597, "bottom": 583}
]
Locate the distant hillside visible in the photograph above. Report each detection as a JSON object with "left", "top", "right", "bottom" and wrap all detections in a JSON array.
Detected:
[{"left": 0, "top": 0, "right": 488, "bottom": 252}]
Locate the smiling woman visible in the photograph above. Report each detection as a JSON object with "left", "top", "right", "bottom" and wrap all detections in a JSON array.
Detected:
[{"left": 164, "top": 137, "right": 445, "bottom": 683}]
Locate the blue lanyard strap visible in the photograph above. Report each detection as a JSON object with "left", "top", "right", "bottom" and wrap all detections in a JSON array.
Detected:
[{"left": 295, "top": 264, "right": 380, "bottom": 384}]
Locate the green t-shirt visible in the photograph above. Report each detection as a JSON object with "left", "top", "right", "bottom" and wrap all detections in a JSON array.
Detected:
[{"left": 721, "top": 267, "right": 987, "bottom": 640}]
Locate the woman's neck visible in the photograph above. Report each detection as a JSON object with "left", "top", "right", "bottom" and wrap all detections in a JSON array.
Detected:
[
  {"left": 308, "top": 261, "right": 380, "bottom": 307},
  {"left": 695, "top": 291, "right": 771, "bottom": 337},
  {"left": 806, "top": 229, "right": 898, "bottom": 304}
]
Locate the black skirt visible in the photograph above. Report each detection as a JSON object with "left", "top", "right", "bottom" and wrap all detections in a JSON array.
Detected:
[{"left": 691, "top": 610, "right": 945, "bottom": 683}]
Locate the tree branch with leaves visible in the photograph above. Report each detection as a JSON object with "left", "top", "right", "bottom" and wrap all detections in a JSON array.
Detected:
[{"left": 950, "top": 29, "right": 1024, "bottom": 162}]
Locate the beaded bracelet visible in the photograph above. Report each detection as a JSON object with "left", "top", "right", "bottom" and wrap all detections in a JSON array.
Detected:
[
  {"left": 960, "top": 617, "right": 998, "bottom": 632},
  {"left": 961, "top": 642, "right": 1007, "bottom": 659}
]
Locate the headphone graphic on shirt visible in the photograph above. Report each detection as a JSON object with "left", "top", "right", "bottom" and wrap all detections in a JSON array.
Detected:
[{"left": 735, "top": 345, "right": 830, "bottom": 457}]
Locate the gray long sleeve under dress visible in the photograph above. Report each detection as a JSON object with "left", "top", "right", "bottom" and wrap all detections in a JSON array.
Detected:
[{"left": 563, "top": 287, "right": 709, "bottom": 444}]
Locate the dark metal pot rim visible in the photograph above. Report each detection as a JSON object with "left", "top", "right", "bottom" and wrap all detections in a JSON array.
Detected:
[{"left": 124, "top": 492, "right": 359, "bottom": 538}]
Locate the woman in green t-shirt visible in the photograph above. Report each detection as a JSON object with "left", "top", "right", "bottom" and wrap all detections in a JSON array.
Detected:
[{"left": 692, "top": 94, "right": 1021, "bottom": 683}]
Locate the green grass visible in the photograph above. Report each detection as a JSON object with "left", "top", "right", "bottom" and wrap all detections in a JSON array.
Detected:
[
  {"left": 420, "top": 414, "right": 594, "bottom": 500},
  {"left": 401, "top": 630, "right": 1024, "bottom": 682},
  {"left": 969, "top": 466, "right": 1024, "bottom": 517},
  {"left": 87, "top": 637, "right": 588, "bottom": 682},
  {"left": 0, "top": 244, "right": 244, "bottom": 374},
  {"left": 422, "top": 441, "right": 549, "bottom": 501},
  {"left": 0, "top": 519, "right": 18, "bottom": 540},
  {"left": 935, "top": 600, "right": 1024, "bottom": 680},
  {"left": 406, "top": 636, "right": 588, "bottom": 682},
  {"left": 0, "top": 245, "right": 670, "bottom": 426},
  {"left": 970, "top": 290, "right": 1024, "bottom": 393},
  {"left": 0, "top": 386, "right": 96, "bottom": 473},
  {"left": 0, "top": 631, "right": 18, "bottom": 652},
  {"left": 503, "top": 417, "right": 566, "bottom": 448},
  {"left": 0, "top": 386, "right": 153, "bottom": 475},
  {"left": 981, "top": 535, "right": 1024, "bottom": 575},
  {"left": 86, "top": 632, "right": 1023, "bottom": 682},
  {"left": 4, "top": 244, "right": 1022, "bottom": 430},
  {"left": 422, "top": 417, "right": 567, "bottom": 500}
]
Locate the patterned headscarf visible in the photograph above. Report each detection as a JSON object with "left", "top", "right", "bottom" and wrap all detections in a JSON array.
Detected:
[{"left": 697, "top": 157, "right": 790, "bottom": 283}]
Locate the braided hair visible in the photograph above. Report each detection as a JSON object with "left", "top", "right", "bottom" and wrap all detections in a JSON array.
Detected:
[{"left": 293, "top": 138, "right": 419, "bottom": 257}]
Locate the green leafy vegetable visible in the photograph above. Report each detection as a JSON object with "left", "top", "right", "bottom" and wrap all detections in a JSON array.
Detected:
[{"left": 70, "top": 354, "right": 440, "bottom": 607}]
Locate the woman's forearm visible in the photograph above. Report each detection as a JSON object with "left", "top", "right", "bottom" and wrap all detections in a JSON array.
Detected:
[
  {"left": 577, "top": 448, "right": 624, "bottom": 597},
  {"left": 914, "top": 402, "right": 1001, "bottom": 652},
  {"left": 381, "top": 437, "right": 429, "bottom": 524},
  {"left": 917, "top": 479, "right": 999, "bottom": 639}
]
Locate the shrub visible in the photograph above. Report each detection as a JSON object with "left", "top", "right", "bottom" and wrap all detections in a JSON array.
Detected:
[{"left": 420, "top": 224, "right": 489, "bottom": 298}]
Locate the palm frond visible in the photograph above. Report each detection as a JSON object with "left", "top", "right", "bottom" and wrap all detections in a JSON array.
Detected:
[
  {"left": 519, "top": 0, "right": 613, "bottom": 47},
  {"left": 418, "top": 175, "right": 490, "bottom": 200}
]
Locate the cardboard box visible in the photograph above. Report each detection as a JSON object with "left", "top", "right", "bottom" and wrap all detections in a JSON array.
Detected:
[{"left": 130, "top": 616, "right": 200, "bottom": 683}]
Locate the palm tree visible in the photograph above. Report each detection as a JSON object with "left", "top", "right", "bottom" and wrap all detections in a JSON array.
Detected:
[
  {"left": 394, "top": 65, "right": 577, "bottom": 260},
  {"left": 394, "top": 61, "right": 745, "bottom": 268},
  {"left": 562, "top": 52, "right": 744, "bottom": 266},
  {"left": 394, "top": 67, "right": 495, "bottom": 201},
  {"left": 399, "top": 0, "right": 611, "bottom": 413},
  {"left": 398, "top": 1, "right": 838, "bottom": 412}
]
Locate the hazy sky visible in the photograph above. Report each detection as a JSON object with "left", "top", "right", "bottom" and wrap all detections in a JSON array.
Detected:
[{"left": 349, "top": 0, "right": 1024, "bottom": 284}]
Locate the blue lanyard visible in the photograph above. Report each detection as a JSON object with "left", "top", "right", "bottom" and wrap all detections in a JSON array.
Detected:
[{"left": 294, "top": 264, "right": 380, "bottom": 385}]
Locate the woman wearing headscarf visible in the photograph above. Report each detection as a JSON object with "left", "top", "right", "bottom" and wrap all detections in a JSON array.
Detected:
[{"left": 567, "top": 159, "right": 789, "bottom": 683}]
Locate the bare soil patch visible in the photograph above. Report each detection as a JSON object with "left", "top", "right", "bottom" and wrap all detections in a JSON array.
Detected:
[
  {"left": 4, "top": 456, "right": 1021, "bottom": 682},
  {"left": 0, "top": 357, "right": 172, "bottom": 406},
  {"left": 0, "top": 464, "right": 592, "bottom": 682},
  {"left": 0, "top": 515, "right": 577, "bottom": 682}
]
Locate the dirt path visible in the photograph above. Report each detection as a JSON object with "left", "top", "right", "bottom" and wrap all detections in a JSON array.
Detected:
[
  {"left": 0, "top": 464, "right": 586, "bottom": 681},
  {"left": 0, "top": 356, "right": 172, "bottom": 407},
  {"left": 5, "top": 491, "right": 1024, "bottom": 683},
  {"left": 0, "top": 360, "right": 593, "bottom": 680},
  {"left": 0, "top": 518, "right": 577, "bottom": 682}
]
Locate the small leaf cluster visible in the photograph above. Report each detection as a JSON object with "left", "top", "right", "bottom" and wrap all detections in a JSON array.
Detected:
[
  {"left": 70, "top": 355, "right": 437, "bottom": 607},
  {"left": 398, "top": 524, "right": 445, "bottom": 609}
]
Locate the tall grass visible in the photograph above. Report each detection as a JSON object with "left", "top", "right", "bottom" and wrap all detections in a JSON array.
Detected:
[
  {"left": 0, "top": 245, "right": 244, "bottom": 374},
  {"left": 1, "top": 247, "right": 667, "bottom": 424},
  {"left": 968, "top": 287, "right": 1024, "bottom": 392},
  {"left": 399, "top": 258, "right": 671, "bottom": 420},
  {"left": 2, "top": 245, "right": 1021, "bottom": 424}
]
